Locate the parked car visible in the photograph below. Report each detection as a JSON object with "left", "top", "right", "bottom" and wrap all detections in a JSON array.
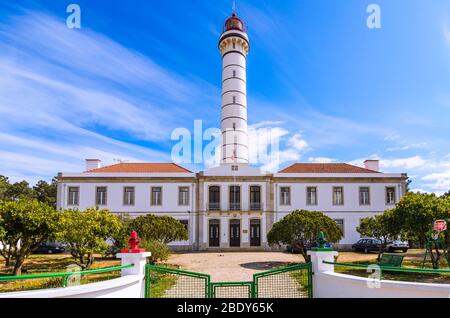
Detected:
[
  {"left": 352, "top": 239, "right": 381, "bottom": 253},
  {"left": 385, "top": 240, "right": 409, "bottom": 253},
  {"left": 286, "top": 245, "right": 302, "bottom": 254},
  {"left": 32, "top": 243, "right": 65, "bottom": 254}
]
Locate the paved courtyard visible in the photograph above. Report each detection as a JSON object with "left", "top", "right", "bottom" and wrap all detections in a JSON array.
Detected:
[
  {"left": 166, "top": 252, "right": 302, "bottom": 282},
  {"left": 165, "top": 251, "right": 390, "bottom": 282}
]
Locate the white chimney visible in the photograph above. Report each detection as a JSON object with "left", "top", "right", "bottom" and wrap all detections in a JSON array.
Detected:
[
  {"left": 364, "top": 159, "right": 379, "bottom": 172},
  {"left": 85, "top": 159, "right": 101, "bottom": 171}
]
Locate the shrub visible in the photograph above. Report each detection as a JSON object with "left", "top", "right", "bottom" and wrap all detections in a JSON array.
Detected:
[{"left": 140, "top": 239, "right": 170, "bottom": 265}]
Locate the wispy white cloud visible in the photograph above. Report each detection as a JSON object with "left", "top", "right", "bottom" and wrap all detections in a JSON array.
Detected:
[
  {"left": 349, "top": 154, "right": 450, "bottom": 195},
  {"left": 386, "top": 142, "right": 427, "bottom": 152},
  {"left": 0, "top": 11, "right": 217, "bottom": 183},
  {"left": 443, "top": 23, "right": 450, "bottom": 50}
]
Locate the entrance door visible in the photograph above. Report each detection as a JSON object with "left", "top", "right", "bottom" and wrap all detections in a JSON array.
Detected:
[
  {"left": 209, "top": 220, "right": 220, "bottom": 247},
  {"left": 229, "top": 220, "right": 240, "bottom": 247},
  {"left": 250, "top": 220, "right": 261, "bottom": 247}
]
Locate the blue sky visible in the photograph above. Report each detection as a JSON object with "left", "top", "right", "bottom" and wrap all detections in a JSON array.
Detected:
[{"left": 0, "top": 0, "right": 449, "bottom": 194}]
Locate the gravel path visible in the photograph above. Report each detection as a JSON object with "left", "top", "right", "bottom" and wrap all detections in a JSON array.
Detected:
[{"left": 166, "top": 252, "right": 304, "bottom": 282}]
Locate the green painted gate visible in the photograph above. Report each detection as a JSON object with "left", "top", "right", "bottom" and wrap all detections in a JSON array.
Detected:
[{"left": 145, "top": 263, "right": 312, "bottom": 298}]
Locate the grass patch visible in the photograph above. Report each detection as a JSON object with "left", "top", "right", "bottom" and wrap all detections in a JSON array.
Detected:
[
  {"left": 0, "top": 254, "right": 121, "bottom": 293},
  {"left": 290, "top": 270, "right": 311, "bottom": 297},
  {"left": 148, "top": 273, "right": 177, "bottom": 298},
  {"left": 334, "top": 257, "right": 450, "bottom": 284}
]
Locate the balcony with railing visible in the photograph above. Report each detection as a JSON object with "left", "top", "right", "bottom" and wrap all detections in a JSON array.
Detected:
[
  {"left": 250, "top": 202, "right": 261, "bottom": 211},
  {"left": 209, "top": 202, "right": 221, "bottom": 211},
  {"left": 229, "top": 202, "right": 241, "bottom": 211}
]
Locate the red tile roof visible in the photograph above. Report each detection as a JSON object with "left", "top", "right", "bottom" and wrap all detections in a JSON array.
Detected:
[
  {"left": 86, "top": 163, "right": 192, "bottom": 173},
  {"left": 279, "top": 163, "right": 380, "bottom": 174}
]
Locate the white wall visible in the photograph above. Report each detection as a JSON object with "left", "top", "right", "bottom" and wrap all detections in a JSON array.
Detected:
[
  {"left": 274, "top": 182, "right": 401, "bottom": 213},
  {"left": 323, "top": 212, "right": 380, "bottom": 245},
  {"left": 315, "top": 272, "right": 450, "bottom": 298},
  {"left": 60, "top": 182, "right": 195, "bottom": 213},
  {"left": 0, "top": 275, "right": 144, "bottom": 298},
  {"left": 309, "top": 251, "right": 450, "bottom": 298},
  {"left": 59, "top": 181, "right": 196, "bottom": 247},
  {"left": 274, "top": 181, "right": 403, "bottom": 245}
]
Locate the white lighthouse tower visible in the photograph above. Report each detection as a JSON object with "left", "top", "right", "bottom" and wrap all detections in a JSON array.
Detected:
[{"left": 219, "top": 11, "right": 250, "bottom": 164}]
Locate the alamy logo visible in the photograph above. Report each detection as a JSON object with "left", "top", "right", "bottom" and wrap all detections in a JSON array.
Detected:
[
  {"left": 171, "top": 120, "right": 282, "bottom": 170},
  {"left": 366, "top": 264, "right": 381, "bottom": 289},
  {"left": 367, "top": 4, "right": 382, "bottom": 29},
  {"left": 65, "top": 264, "right": 82, "bottom": 286},
  {"left": 66, "top": 4, "right": 81, "bottom": 29}
]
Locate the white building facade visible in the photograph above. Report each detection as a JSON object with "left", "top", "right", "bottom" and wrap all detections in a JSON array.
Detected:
[{"left": 57, "top": 13, "right": 408, "bottom": 251}]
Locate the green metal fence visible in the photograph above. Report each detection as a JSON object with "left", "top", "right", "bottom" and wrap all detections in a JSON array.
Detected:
[
  {"left": 210, "top": 282, "right": 254, "bottom": 298},
  {"left": 145, "top": 265, "right": 210, "bottom": 298},
  {"left": 145, "top": 263, "right": 312, "bottom": 298},
  {"left": 323, "top": 260, "right": 450, "bottom": 275},
  {"left": 253, "top": 263, "right": 313, "bottom": 298},
  {"left": 0, "top": 264, "right": 134, "bottom": 290}
]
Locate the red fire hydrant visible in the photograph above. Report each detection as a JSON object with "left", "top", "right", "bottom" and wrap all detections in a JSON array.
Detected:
[{"left": 121, "top": 231, "right": 145, "bottom": 253}]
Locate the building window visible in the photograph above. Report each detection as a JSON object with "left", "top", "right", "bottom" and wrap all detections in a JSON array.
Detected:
[
  {"left": 359, "top": 187, "right": 370, "bottom": 205},
  {"left": 334, "top": 219, "right": 345, "bottom": 237},
  {"left": 386, "top": 187, "right": 396, "bottom": 205},
  {"left": 280, "top": 187, "right": 291, "bottom": 206},
  {"left": 333, "top": 187, "right": 344, "bottom": 205},
  {"left": 306, "top": 187, "right": 317, "bottom": 205},
  {"left": 233, "top": 42, "right": 236, "bottom": 49},
  {"left": 96, "top": 187, "right": 107, "bottom": 206},
  {"left": 123, "top": 187, "right": 135, "bottom": 206},
  {"left": 229, "top": 185, "right": 241, "bottom": 210},
  {"left": 151, "top": 187, "right": 162, "bottom": 206},
  {"left": 231, "top": 165, "right": 238, "bottom": 171},
  {"left": 233, "top": 70, "right": 236, "bottom": 77},
  {"left": 68, "top": 187, "right": 79, "bottom": 206},
  {"left": 250, "top": 186, "right": 261, "bottom": 210},
  {"left": 209, "top": 186, "right": 220, "bottom": 210},
  {"left": 180, "top": 220, "right": 189, "bottom": 237},
  {"left": 178, "top": 187, "right": 189, "bottom": 206},
  {"left": 232, "top": 122, "right": 236, "bottom": 130},
  {"left": 233, "top": 96, "right": 236, "bottom": 103}
]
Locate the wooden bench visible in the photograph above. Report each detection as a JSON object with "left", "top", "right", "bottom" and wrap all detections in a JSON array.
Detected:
[{"left": 378, "top": 253, "right": 405, "bottom": 267}]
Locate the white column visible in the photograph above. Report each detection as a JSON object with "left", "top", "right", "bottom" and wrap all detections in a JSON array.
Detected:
[
  {"left": 221, "top": 218, "right": 229, "bottom": 247},
  {"left": 242, "top": 217, "right": 249, "bottom": 245},
  {"left": 116, "top": 252, "right": 151, "bottom": 276},
  {"left": 261, "top": 214, "right": 267, "bottom": 244},
  {"left": 307, "top": 250, "right": 338, "bottom": 298}
]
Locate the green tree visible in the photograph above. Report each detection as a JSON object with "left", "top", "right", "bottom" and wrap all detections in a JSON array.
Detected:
[
  {"left": 0, "top": 176, "right": 9, "bottom": 201},
  {"left": 442, "top": 190, "right": 450, "bottom": 198},
  {"left": 33, "top": 178, "right": 57, "bottom": 208},
  {"left": 106, "top": 213, "right": 133, "bottom": 256},
  {"left": 129, "top": 214, "right": 188, "bottom": 244},
  {"left": 391, "top": 192, "right": 444, "bottom": 246},
  {"left": 405, "top": 179, "right": 412, "bottom": 193},
  {"left": 267, "top": 210, "right": 343, "bottom": 262},
  {"left": 390, "top": 192, "right": 450, "bottom": 268},
  {"left": 6, "top": 180, "right": 34, "bottom": 201},
  {"left": 0, "top": 200, "right": 60, "bottom": 275},
  {"left": 357, "top": 210, "right": 400, "bottom": 260},
  {"left": 58, "top": 208, "right": 123, "bottom": 270}
]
